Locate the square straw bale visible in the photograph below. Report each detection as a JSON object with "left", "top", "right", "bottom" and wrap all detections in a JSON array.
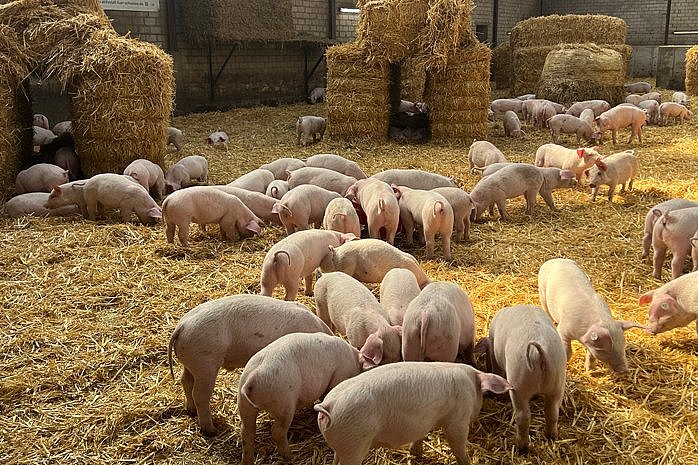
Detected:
[
  {"left": 419, "top": 0, "right": 477, "bottom": 71},
  {"left": 686, "top": 45, "right": 698, "bottom": 96},
  {"left": 400, "top": 55, "right": 427, "bottom": 102},
  {"left": 512, "top": 45, "right": 555, "bottom": 95},
  {"left": 510, "top": 14, "right": 627, "bottom": 49}
]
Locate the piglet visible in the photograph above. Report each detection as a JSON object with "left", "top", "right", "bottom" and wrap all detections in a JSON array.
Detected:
[
  {"left": 503, "top": 110, "right": 525, "bottom": 138},
  {"left": 259, "top": 157, "right": 306, "bottom": 180},
  {"left": 659, "top": 102, "right": 693, "bottom": 125},
  {"left": 322, "top": 197, "right": 361, "bottom": 238},
  {"left": 587, "top": 150, "right": 638, "bottom": 202},
  {"left": 123, "top": 158, "right": 165, "bottom": 200},
  {"left": 379, "top": 268, "right": 421, "bottom": 326},
  {"left": 305, "top": 153, "right": 367, "bottom": 179},
  {"left": 345, "top": 177, "right": 400, "bottom": 244},
  {"left": 672, "top": 91, "right": 689, "bottom": 107},
  {"left": 33, "top": 114, "right": 49, "bottom": 129},
  {"left": 547, "top": 114, "right": 599, "bottom": 145},
  {"left": 468, "top": 140, "right": 508, "bottom": 174},
  {"left": 640, "top": 271, "right": 698, "bottom": 336},
  {"left": 272, "top": 184, "right": 341, "bottom": 234},
  {"left": 167, "top": 294, "right": 332, "bottom": 435},
  {"left": 165, "top": 155, "right": 209, "bottom": 192},
  {"left": 314, "top": 271, "right": 402, "bottom": 366},
  {"left": 162, "top": 186, "right": 262, "bottom": 247},
  {"left": 15, "top": 163, "right": 69, "bottom": 194},
  {"left": 52, "top": 120, "right": 73, "bottom": 136},
  {"left": 32, "top": 126, "right": 57, "bottom": 148},
  {"left": 490, "top": 98, "right": 523, "bottom": 116},
  {"left": 534, "top": 143, "right": 600, "bottom": 181},
  {"left": 638, "top": 100, "right": 660, "bottom": 125},
  {"left": 579, "top": 108, "right": 596, "bottom": 129},
  {"left": 538, "top": 258, "right": 644, "bottom": 373},
  {"left": 402, "top": 281, "right": 476, "bottom": 364},
  {"left": 211, "top": 185, "right": 281, "bottom": 226},
  {"left": 535, "top": 102, "right": 557, "bottom": 129},
  {"left": 5, "top": 192, "right": 79, "bottom": 218},
  {"left": 286, "top": 166, "right": 357, "bottom": 196},
  {"left": 371, "top": 168, "right": 455, "bottom": 190},
  {"left": 308, "top": 86, "right": 326, "bottom": 104},
  {"left": 565, "top": 100, "right": 610, "bottom": 117},
  {"left": 642, "top": 199, "right": 698, "bottom": 261},
  {"left": 206, "top": 131, "right": 229, "bottom": 151},
  {"left": 469, "top": 163, "right": 545, "bottom": 221},
  {"left": 320, "top": 238, "right": 430, "bottom": 287},
  {"left": 228, "top": 168, "right": 274, "bottom": 193},
  {"left": 537, "top": 167, "right": 577, "bottom": 209},
  {"left": 296, "top": 116, "right": 326, "bottom": 146},
  {"left": 651, "top": 207, "right": 698, "bottom": 279},
  {"left": 431, "top": 186, "right": 473, "bottom": 241},
  {"left": 260, "top": 229, "right": 356, "bottom": 301},
  {"left": 167, "top": 127, "right": 184, "bottom": 151},
  {"left": 238, "top": 332, "right": 362, "bottom": 465},
  {"left": 44, "top": 180, "right": 88, "bottom": 217},
  {"left": 594, "top": 105, "right": 646, "bottom": 144},
  {"left": 265, "top": 179, "right": 289, "bottom": 199},
  {"left": 83, "top": 173, "right": 161, "bottom": 224},
  {"left": 476, "top": 305, "right": 566, "bottom": 451},
  {"left": 54, "top": 146, "right": 82, "bottom": 182},
  {"left": 314, "top": 362, "right": 511, "bottom": 465},
  {"left": 624, "top": 82, "right": 651, "bottom": 94}
]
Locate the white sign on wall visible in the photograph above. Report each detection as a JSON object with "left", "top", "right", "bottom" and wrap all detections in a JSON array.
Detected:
[{"left": 101, "top": 0, "right": 160, "bottom": 12}]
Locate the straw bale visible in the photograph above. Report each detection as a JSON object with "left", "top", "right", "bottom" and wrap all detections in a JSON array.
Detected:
[
  {"left": 686, "top": 45, "right": 698, "bottom": 96},
  {"left": 419, "top": 0, "right": 477, "bottom": 71},
  {"left": 178, "top": 0, "right": 295, "bottom": 46},
  {"left": 491, "top": 40, "right": 512, "bottom": 90},
  {"left": 424, "top": 43, "right": 490, "bottom": 141},
  {"left": 326, "top": 42, "right": 391, "bottom": 140},
  {"left": 400, "top": 55, "right": 427, "bottom": 102},
  {"left": 538, "top": 44, "right": 627, "bottom": 106},
  {"left": 510, "top": 14, "right": 627, "bottom": 49}
]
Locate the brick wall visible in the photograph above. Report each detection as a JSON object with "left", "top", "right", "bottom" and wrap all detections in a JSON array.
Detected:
[
  {"left": 292, "top": 0, "right": 328, "bottom": 39},
  {"left": 471, "top": 0, "right": 541, "bottom": 45},
  {"left": 105, "top": 1, "right": 168, "bottom": 49},
  {"left": 336, "top": 9, "right": 360, "bottom": 42}
]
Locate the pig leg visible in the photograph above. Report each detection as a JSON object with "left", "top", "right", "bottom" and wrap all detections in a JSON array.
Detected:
[
  {"left": 652, "top": 239, "right": 667, "bottom": 279},
  {"left": 539, "top": 189, "right": 556, "bottom": 210},
  {"left": 402, "top": 214, "right": 416, "bottom": 246},
  {"left": 440, "top": 230, "right": 452, "bottom": 260},
  {"left": 282, "top": 280, "right": 299, "bottom": 301},
  {"left": 86, "top": 197, "right": 98, "bottom": 221},
  {"left": 543, "top": 392, "right": 562, "bottom": 440},
  {"left": 239, "top": 395, "right": 259, "bottom": 465},
  {"left": 155, "top": 179, "right": 165, "bottom": 200},
  {"left": 524, "top": 189, "right": 537, "bottom": 215},
  {"left": 511, "top": 391, "right": 531, "bottom": 451},
  {"left": 590, "top": 187, "right": 599, "bottom": 202},
  {"left": 442, "top": 420, "right": 472, "bottom": 465},
  {"left": 495, "top": 198, "right": 509, "bottom": 221},
  {"left": 642, "top": 229, "right": 652, "bottom": 261},
  {"left": 611, "top": 129, "right": 618, "bottom": 145},
  {"left": 178, "top": 223, "right": 191, "bottom": 247},
  {"left": 670, "top": 245, "right": 691, "bottom": 279},
  {"left": 607, "top": 182, "right": 617, "bottom": 202},
  {"left": 166, "top": 223, "right": 176, "bottom": 243},
  {"left": 190, "top": 366, "right": 220, "bottom": 435},
  {"left": 271, "top": 409, "right": 295, "bottom": 459},
  {"left": 560, "top": 334, "right": 573, "bottom": 361},
  {"left": 303, "top": 273, "right": 314, "bottom": 297},
  {"left": 181, "top": 368, "right": 197, "bottom": 415},
  {"left": 584, "top": 350, "right": 597, "bottom": 371},
  {"left": 119, "top": 206, "right": 134, "bottom": 223}
]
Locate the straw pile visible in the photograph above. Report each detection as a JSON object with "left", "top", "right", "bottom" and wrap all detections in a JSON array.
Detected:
[
  {"left": 491, "top": 40, "right": 512, "bottom": 90},
  {"left": 424, "top": 43, "right": 490, "bottom": 142},
  {"left": 686, "top": 45, "right": 698, "bottom": 96},
  {"left": 538, "top": 43, "right": 627, "bottom": 106},
  {"left": 510, "top": 14, "right": 629, "bottom": 95},
  {"left": 326, "top": 42, "right": 391, "bottom": 140}
]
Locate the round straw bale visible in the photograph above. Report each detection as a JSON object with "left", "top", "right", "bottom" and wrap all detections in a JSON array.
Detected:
[
  {"left": 491, "top": 40, "right": 512, "bottom": 90},
  {"left": 510, "top": 14, "right": 627, "bottom": 49},
  {"left": 537, "top": 43, "right": 626, "bottom": 106},
  {"left": 686, "top": 45, "right": 698, "bottom": 96}
]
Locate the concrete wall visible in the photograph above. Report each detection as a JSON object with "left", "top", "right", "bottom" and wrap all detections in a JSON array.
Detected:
[{"left": 656, "top": 45, "right": 691, "bottom": 90}]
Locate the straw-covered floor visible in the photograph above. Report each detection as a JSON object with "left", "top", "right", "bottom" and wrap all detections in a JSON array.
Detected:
[{"left": 2, "top": 79, "right": 697, "bottom": 465}]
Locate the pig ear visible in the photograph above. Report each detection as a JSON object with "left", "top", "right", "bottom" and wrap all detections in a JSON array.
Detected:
[
  {"left": 638, "top": 291, "right": 654, "bottom": 305},
  {"left": 148, "top": 207, "right": 162, "bottom": 219},
  {"left": 576, "top": 148, "right": 584, "bottom": 159},
  {"left": 359, "top": 333, "right": 383, "bottom": 367},
  {"left": 246, "top": 220, "right": 262, "bottom": 235},
  {"left": 391, "top": 184, "right": 401, "bottom": 197},
  {"left": 51, "top": 184, "right": 62, "bottom": 193},
  {"left": 595, "top": 159, "right": 608, "bottom": 171},
  {"left": 580, "top": 328, "right": 612, "bottom": 351},
  {"left": 619, "top": 321, "right": 646, "bottom": 332},
  {"left": 592, "top": 146, "right": 599, "bottom": 151},
  {"left": 271, "top": 202, "right": 282, "bottom": 214},
  {"left": 285, "top": 170, "right": 292, "bottom": 180},
  {"left": 476, "top": 372, "right": 512, "bottom": 395},
  {"left": 340, "top": 233, "right": 357, "bottom": 243},
  {"left": 691, "top": 237, "right": 698, "bottom": 247},
  {"left": 473, "top": 337, "right": 490, "bottom": 354}
]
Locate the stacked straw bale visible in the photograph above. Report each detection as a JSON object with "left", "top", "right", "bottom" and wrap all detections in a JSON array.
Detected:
[
  {"left": 400, "top": 55, "right": 427, "bottom": 102},
  {"left": 418, "top": 0, "right": 477, "bottom": 71},
  {"left": 538, "top": 43, "right": 627, "bottom": 106},
  {"left": 510, "top": 14, "right": 629, "bottom": 95},
  {"left": 686, "top": 45, "right": 698, "bottom": 96},
  {"left": 491, "top": 40, "right": 512, "bottom": 90},
  {"left": 326, "top": 43, "right": 391, "bottom": 140}
]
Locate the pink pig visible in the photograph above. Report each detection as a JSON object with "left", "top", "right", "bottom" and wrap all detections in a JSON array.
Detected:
[
  {"left": 345, "top": 177, "right": 400, "bottom": 244},
  {"left": 212, "top": 185, "right": 281, "bottom": 226},
  {"left": 651, "top": 207, "right": 698, "bottom": 279},
  {"left": 5, "top": 192, "right": 79, "bottom": 218},
  {"left": 259, "top": 157, "right": 306, "bottom": 180},
  {"left": 228, "top": 168, "right": 274, "bottom": 193},
  {"left": 594, "top": 105, "right": 646, "bottom": 144},
  {"left": 304, "top": 153, "right": 367, "bottom": 179},
  {"left": 371, "top": 169, "right": 455, "bottom": 190},
  {"left": 503, "top": 110, "right": 525, "bottom": 138},
  {"left": 639, "top": 271, "right": 698, "bottom": 336},
  {"left": 642, "top": 199, "right": 698, "bottom": 261},
  {"left": 272, "top": 184, "right": 341, "bottom": 234},
  {"left": 286, "top": 166, "right": 357, "bottom": 196},
  {"left": 165, "top": 155, "right": 209, "bottom": 192},
  {"left": 265, "top": 179, "right": 289, "bottom": 199},
  {"left": 534, "top": 143, "right": 600, "bottom": 182},
  {"left": 379, "top": 268, "right": 421, "bottom": 326},
  {"left": 468, "top": 140, "right": 508, "bottom": 174},
  {"left": 322, "top": 197, "right": 362, "bottom": 238},
  {"left": 431, "top": 186, "right": 473, "bottom": 241},
  {"left": 123, "top": 158, "right": 166, "bottom": 200},
  {"left": 15, "top": 163, "right": 69, "bottom": 194}
]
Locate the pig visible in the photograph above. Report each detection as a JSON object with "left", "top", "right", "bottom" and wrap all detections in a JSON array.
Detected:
[
  {"left": 476, "top": 305, "right": 566, "bottom": 451},
  {"left": 32, "top": 125, "right": 57, "bottom": 147},
  {"left": 547, "top": 114, "right": 599, "bottom": 145},
  {"left": 344, "top": 177, "right": 400, "bottom": 244},
  {"left": 296, "top": 116, "right": 326, "bottom": 146},
  {"left": 286, "top": 166, "right": 357, "bottom": 196},
  {"left": 272, "top": 184, "right": 341, "bottom": 234},
  {"left": 469, "top": 163, "right": 545, "bottom": 221},
  {"left": 15, "top": 163, "right": 69, "bottom": 194},
  {"left": 659, "top": 102, "right": 693, "bottom": 125},
  {"left": 579, "top": 108, "right": 596, "bottom": 129},
  {"left": 516, "top": 93, "right": 536, "bottom": 100},
  {"left": 308, "top": 86, "right": 326, "bottom": 104},
  {"left": 238, "top": 332, "right": 362, "bottom": 465},
  {"left": 123, "top": 158, "right": 165, "bottom": 200},
  {"left": 4, "top": 192, "right": 79, "bottom": 218},
  {"left": 44, "top": 180, "right": 88, "bottom": 217},
  {"left": 534, "top": 143, "right": 601, "bottom": 181},
  {"left": 314, "top": 362, "right": 512, "bottom": 465},
  {"left": 304, "top": 153, "right": 367, "bottom": 179},
  {"left": 33, "top": 113, "right": 49, "bottom": 129},
  {"left": 537, "top": 167, "right": 578, "bottom": 209},
  {"left": 265, "top": 179, "right": 289, "bottom": 199},
  {"left": 538, "top": 258, "right": 644, "bottom": 373},
  {"left": 487, "top": 108, "right": 496, "bottom": 122},
  {"left": 81, "top": 173, "right": 161, "bottom": 224},
  {"left": 624, "top": 81, "right": 651, "bottom": 94},
  {"left": 643, "top": 91, "right": 662, "bottom": 103},
  {"left": 522, "top": 99, "right": 566, "bottom": 125},
  {"left": 322, "top": 197, "right": 362, "bottom": 238},
  {"left": 54, "top": 146, "right": 82, "bottom": 182},
  {"left": 314, "top": 271, "right": 402, "bottom": 366},
  {"left": 211, "top": 185, "right": 281, "bottom": 226},
  {"left": 371, "top": 168, "right": 456, "bottom": 190},
  {"left": 565, "top": 100, "right": 611, "bottom": 117},
  {"left": 379, "top": 268, "right": 421, "bottom": 326},
  {"left": 228, "top": 168, "right": 274, "bottom": 193},
  {"left": 320, "top": 238, "right": 430, "bottom": 286},
  {"left": 165, "top": 155, "right": 209, "bottom": 192},
  {"left": 167, "top": 294, "right": 332, "bottom": 435},
  {"left": 503, "top": 110, "right": 525, "bottom": 138},
  {"left": 401, "top": 281, "right": 476, "bottom": 363},
  {"left": 490, "top": 98, "right": 523, "bottom": 116},
  {"left": 642, "top": 199, "right": 698, "bottom": 261},
  {"left": 640, "top": 271, "right": 698, "bottom": 336},
  {"left": 624, "top": 94, "right": 645, "bottom": 106},
  {"left": 259, "top": 157, "right": 306, "bottom": 180},
  {"left": 471, "top": 162, "right": 513, "bottom": 178},
  {"left": 398, "top": 99, "right": 427, "bottom": 114},
  {"left": 672, "top": 91, "right": 689, "bottom": 107},
  {"left": 167, "top": 126, "right": 184, "bottom": 151},
  {"left": 260, "top": 229, "right": 356, "bottom": 301},
  {"left": 393, "top": 185, "right": 454, "bottom": 259},
  {"left": 651, "top": 207, "right": 698, "bottom": 279},
  {"left": 431, "top": 187, "right": 473, "bottom": 241},
  {"left": 52, "top": 120, "right": 73, "bottom": 136},
  {"left": 162, "top": 186, "right": 262, "bottom": 247},
  {"left": 587, "top": 150, "right": 638, "bottom": 202},
  {"left": 206, "top": 131, "right": 229, "bottom": 151},
  {"left": 535, "top": 102, "right": 557, "bottom": 129},
  {"left": 638, "top": 99, "right": 660, "bottom": 125},
  {"left": 468, "top": 140, "right": 508, "bottom": 174}
]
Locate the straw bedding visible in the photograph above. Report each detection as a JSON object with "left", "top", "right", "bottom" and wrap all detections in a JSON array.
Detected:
[
  {"left": 686, "top": 45, "right": 698, "bottom": 96},
  {"left": 3, "top": 79, "right": 697, "bottom": 465}
]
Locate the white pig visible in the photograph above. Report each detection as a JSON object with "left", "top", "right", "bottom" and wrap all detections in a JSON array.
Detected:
[
  {"left": 44, "top": 180, "right": 88, "bottom": 217},
  {"left": 322, "top": 197, "right": 361, "bottom": 238},
  {"left": 379, "top": 268, "right": 421, "bottom": 326},
  {"left": 228, "top": 168, "right": 274, "bottom": 193},
  {"left": 431, "top": 186, "right": 473, "bottom": 241},
  {"left": 33, "top": 113, "right": 49, "bottom": 129},
  {"left": 624, "top": 82, "right": 651, "bottom": 94},
  {"left": 296, "top": 116, "right": 326, "bottom": 146},
  {"left": 286, "top": 166, "right": 357, "bottom": 196},
  {"left": 212, "top": 185, "right": 281, "bottom": 226},
  {"left": 659, "top": 102, "right": 693, "bottom": 125},
  {"left": 565, "top": 100, "right": 611, "bottom": 117},
  {"left": 314, "top": 271, "right": 402, "bottom": 366},
  {"left": 167, "top": 126, "right": 184, "bottom": 151},
  {"left": 490, "top": 98, "right": 523, "bottom": 116},
  {"left": 522, "top": 99, "right": 566, "bottom": 125},
  {"left": 651, "top": 207, "right": 698, "bottom": 279},
  {"left": 15, "top": 163, "right": 69, "bottom": 194},
  {"left": 642, "top": 199, "right": 698, "bottom": 261},
  {"left": 535, "top": 102, "right": 557, "bottom": 129},
  {"left": 123, "top": 158, "right": 166, "bottom": 200},
  {"left": 272, "top": 184, "right": 341, "bottom": 234},
  {"left": 238, "top": 332, "right": 362, "bottom": 465},
  {"left": 537, "top": 167, "right": 578, "bottom": 209},
  {"left": 206, "top": 131, "right": 229, "bottom": 151},
  {"left": 4, "top": 192, "right": 79, "bottom": 218},
  {"left": 594, "top": 106, "right": 646, "bottom": 144},
  {"left": 401, "top": 281, "right": 476, "bottom": 364},
  {"left": 304, "top": 153, "right": 367, "bottom": 179},
  {"left": 534, "top": 143, "right": 600, "bottom": 181},
  {"left": 162, "top": 186, "right": 262, "bottom": 247},
  {"left": 538, "top": 258, "right": 644, "bottom": 373},
  {"left": 468, "top": 140, "right": 508, "bottom": 174},
  {"left": 476, "top": 305, "right": 566, "bottom": 451},
  {"left": 260, "top": 229, "right": 356, "bottom": 301},
  {"left": 165, "top": 155, "right": 209, "bottom": 192},
  {"left": 579, "top": 108, "right": 596, "bottom": 129},
  {"left": 344, "top": 177, "right": 400, "bottom": 244},
  {"left": 469, "top": 163, "right": 545, "bottom": 221},
  {"left": 672, "top": 91, "right": 689, "bottom": 107},
  {"left": 371, "top": 168, "right": 456, "bottom": 190},
  {"left": 32, "top": 126, "right": 57, "bottom": 148},
  {"left": 638, "top": 99, "right": 660, "bottom": 125},
  {"left": 52, "top": 120, "right": 73, "bottom": 136},
  {"left": 503, "top": 110, "right": 525, "bottom": 138},
  {"left": 265, "top": 179, "right": 289, "bottom": 199},
  {"left": 83, "top": 173, "right": 162, "bottom": 224},
  {"left": 259, "top": 157, "right": 306, "bottom": 180},
  {"left": 314, "top": 362, "right": 511, "bottom": 465},
  {"left": 587, "top": 150, "right": 638, "bottom": 202},
  {"left": 167, "top": 294, "right": 332, "bottom": 435},
  {"left": 308, "top": 86, "right": 326, "bottom": 104},
  {"left": 547, "top": 114, "right": 599, "bottom": 145},
  {"left": 640, "top": 271, "right": 698, "bottom": 336}
]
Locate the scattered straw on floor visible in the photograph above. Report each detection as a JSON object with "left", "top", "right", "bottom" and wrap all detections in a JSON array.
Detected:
[{"left": 1, "top": 78, "right": 697, "bottom": 465}]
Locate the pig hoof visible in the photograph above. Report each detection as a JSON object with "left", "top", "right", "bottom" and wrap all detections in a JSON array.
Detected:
[
  {"left": 516, "top": 442, "right": 529, "bottom": 454},
  {"left": 201, "top": 426, "right": 219, "bottom": 437}
]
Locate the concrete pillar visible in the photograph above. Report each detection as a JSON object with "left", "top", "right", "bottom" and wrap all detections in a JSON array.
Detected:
[{"left": 656, "top": 45, "right": 691, "bottom": 90}]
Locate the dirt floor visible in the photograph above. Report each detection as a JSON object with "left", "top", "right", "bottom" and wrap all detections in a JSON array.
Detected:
[{"left": 1, "top": 79, "right": 697, "bottom": 465}]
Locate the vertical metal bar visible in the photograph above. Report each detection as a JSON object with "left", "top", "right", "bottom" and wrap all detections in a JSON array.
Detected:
[
  {"left": 492, "top": 0, "right": 499, "bottom": 47},
  {"left": 304, "top": 46, "right": 309, "bottom": 101},
  {"left": 664, "top": 0, "right": 672, "bottom": 45},
  {"left": 166, "top": 0, "right": 177, "bottom": 51},
  {"left": 208, "top": 42, "right": 215, "bottom": 102},
  {"left": 328, "top": 0, "right": 336, "bottom": 40}
]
